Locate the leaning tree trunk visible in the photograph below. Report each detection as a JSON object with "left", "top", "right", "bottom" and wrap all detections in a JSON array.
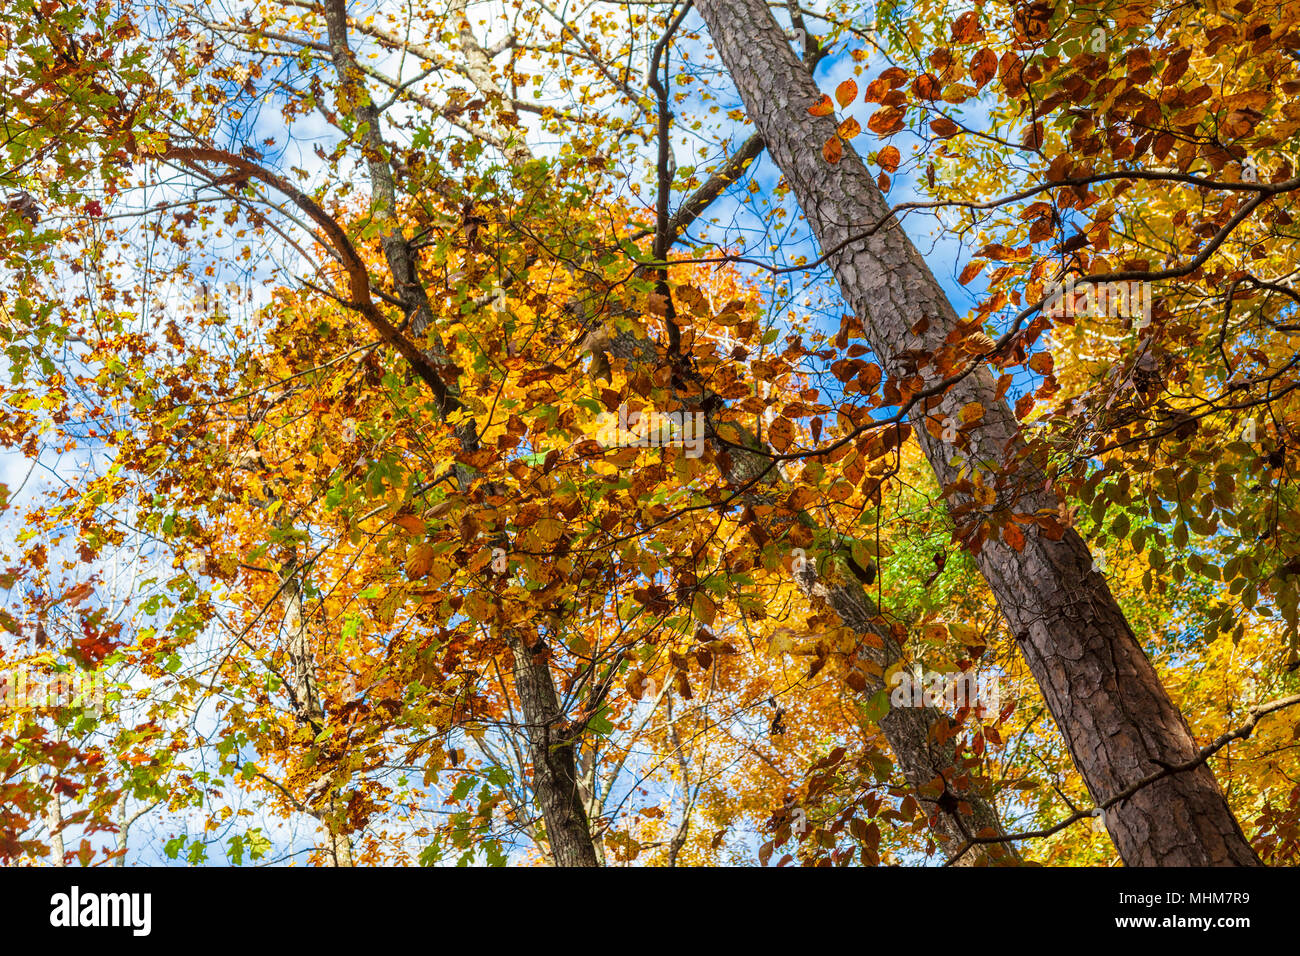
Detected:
[
  {"left": 609, "top": 332, "right": 1017, "bottom": 864},
  {"left": 691, "top": 0, "right": 1260, "bottom": 866}
]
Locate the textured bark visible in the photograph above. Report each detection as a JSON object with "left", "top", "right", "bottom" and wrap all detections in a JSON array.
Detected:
[
  {"left": 509, "top": 635, "right": 600, "bottom": 866},
  {"left": 796, "top": 561, "right": 1014, "bottom": 862},
  {"left": 692, "top": 0, "right": 1260, "bottom": 865}
]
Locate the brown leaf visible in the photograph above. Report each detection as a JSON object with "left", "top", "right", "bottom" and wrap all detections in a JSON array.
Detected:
[
  {"left": 822, "top": 136, "right": 843, "bottom": 164},
  {"left": 970, "top": 48, "right": 997, "bottom": 88},
  {"left": 878, "top": 145, "right": 901, "bottom": 172},
  {"left": 912, "top": 73, "right": 943, "bottom": 100},
  {"left": 930, "top": 117, "right": 960, "bottom": 138},
  {"left": 951, "top": 11, "right": 982, "bottom": 43},
  {"left": 868, "top": 107, "right": 905, "bottom": 136}
]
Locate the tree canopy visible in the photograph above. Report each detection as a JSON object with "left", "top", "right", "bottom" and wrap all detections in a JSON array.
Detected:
[{"left": 1, "top": 0, "right": 1299, "bottom": 867}]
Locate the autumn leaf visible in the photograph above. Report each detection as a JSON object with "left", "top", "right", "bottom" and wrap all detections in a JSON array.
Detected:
[
  {"left": 969, "top": 48, "right": 997, "bottom": 88},
  {"left": 958, "top": 401, "right": 984, "bottom": 425},
  {"left": 868, "top": 107, "right": 905, "bottom": 136},
  {"left": 878, "top": 145, "right": 901, "bottom": 172},
  {"left": 930, "top": 117, "right": 960, "bottom": 137},
  {"left": 912, "top": 73, "right": 942, "bottom": 100},
  {"left": 405, "top": 542, "right": 435, "bottom": 579},
  {"left": 395, "top": 514, "right": 426, "bottom": 535},
  {"left": 822, "top": 136, "right": 843, "bottom": 164},
  {"left": 950, "top": 11, "right": 982, "bottom": 43},
  {"left": 837, "top": 116, "right": 861, "bottom": 142},
  {"left": 808, "top": 94, "right": 834, "bottom": 117},
  {"left": 1004, "top": 523, "right": 1026, "bottom": 552},
  {"left": 835, "top": 78, "right": 858, "bottom": 107}
]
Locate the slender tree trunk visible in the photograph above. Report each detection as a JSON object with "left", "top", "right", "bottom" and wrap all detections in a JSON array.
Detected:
[
  {"left": 282, "top": 563, "right": 354, "bottom": 866},
  {"left": 320, "top": 0, "right": 599, "bottom": 866},
  {"left": 691, "top": 0, "right": 1259, "bottom": 865}
]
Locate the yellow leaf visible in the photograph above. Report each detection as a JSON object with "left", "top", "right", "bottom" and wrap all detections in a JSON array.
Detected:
[
  {"left": 535, "top": 517, "right": 564, "bottom": 542},
  {"left": 405, "top": 543, "right": 435, "bottom": 579},
  {"left": 693, "top": 592, "right": 716, "bottom": 626},
  {"left": 768, "top": 629, "right": 798, "bottom": 656}
]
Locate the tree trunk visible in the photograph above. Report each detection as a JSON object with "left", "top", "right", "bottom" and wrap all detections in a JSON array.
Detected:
[
  {"left": 509, "top": 635, "right": 600, "bottom": 866},
  {"left": 320, "top": 0, "right": 599, "bottom": 866},
  {"left": 691, "top": 0, "right": 1260, "bottom": 866},
  {"left": 609, "top": 336, "right": 1018, "bottom": 864}
]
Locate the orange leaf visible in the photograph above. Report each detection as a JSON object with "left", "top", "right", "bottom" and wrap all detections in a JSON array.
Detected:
[
  {"left": 878, "top": 66, "right": 909, "bottom": 88},
  {"left": 878, "top": 145, "right": 901, "bottom": 172},
  {"left": 1004, "top": 523, "right": 1026, "bottom": 552},
  {"left": 405, "top": 543, "right": 435, "bottom": 579},
  {"left": 835, "top": 78, "right": 858, "bottom": 107},
  {"left": 822, "top": 136, "right": 843, "bottom": 164},
  {"left": 395, "top": 514, "right": 426, "bottom": 535},
  {"left": 808, "top": 94, "right": 834, "bottom": 117},
  {"left": 958, "top": 261, "right": 983, "bottom": 284},
  {"left": 837, "top": 116, "right": 861, "bottom": 141}
]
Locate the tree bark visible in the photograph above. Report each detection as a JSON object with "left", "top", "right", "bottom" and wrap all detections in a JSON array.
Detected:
[{"left": 691, "top": 0, "right": 1260, "bottom": 866}]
